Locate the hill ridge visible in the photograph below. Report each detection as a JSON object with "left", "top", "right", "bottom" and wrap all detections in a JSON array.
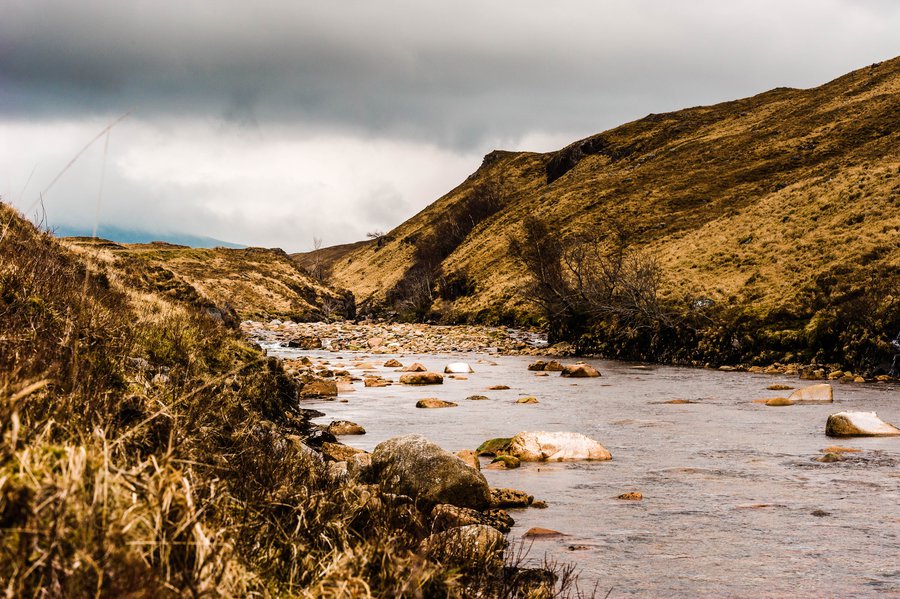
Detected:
[{"left": 323, "top": 56, "right": 900, "bottom": 371}]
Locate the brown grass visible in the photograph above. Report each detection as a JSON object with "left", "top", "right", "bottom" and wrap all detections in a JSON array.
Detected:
[{"left": 1, "top": 202, "right": 588, "bottom": 597}]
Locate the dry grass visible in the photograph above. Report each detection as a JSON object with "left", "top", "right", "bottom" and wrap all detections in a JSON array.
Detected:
[
  {"left": 1, "top": 202, "right": 585, "bottom": 597},
  {"left": 63, "top": 238, "right": 353, "bottom": 323}
]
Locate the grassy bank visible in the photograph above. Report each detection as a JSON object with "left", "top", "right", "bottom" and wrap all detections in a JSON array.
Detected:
[{"left": 0, "top": 202, "right": 568, "bottom": 597}]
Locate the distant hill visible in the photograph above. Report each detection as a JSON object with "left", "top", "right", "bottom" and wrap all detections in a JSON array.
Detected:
[
  {"left": 63, "top": 237, "right": 353, "bottom": 322},
  {"left": 54, "top": 224, "right": 245, "bottom": 249},
  {"left": 325, "top": 57, "right": 900, "bottom": 370},
  {"left": 292, "top": 239, "right": 371, "bottom": 280}
]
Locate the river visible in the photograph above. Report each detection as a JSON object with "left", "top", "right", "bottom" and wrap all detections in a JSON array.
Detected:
[{"left": 266, "top": 344, "right": 900, "bottom": 598}]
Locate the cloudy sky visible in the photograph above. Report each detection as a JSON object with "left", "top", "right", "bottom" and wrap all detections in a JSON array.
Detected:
[{"left": 2, "top": 0, "right": 899, "bottom": 251}]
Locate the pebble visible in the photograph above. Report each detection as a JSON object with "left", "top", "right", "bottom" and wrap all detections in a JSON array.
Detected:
[{"left": 617, "top": 492, "right": 643, "bottom": 500}]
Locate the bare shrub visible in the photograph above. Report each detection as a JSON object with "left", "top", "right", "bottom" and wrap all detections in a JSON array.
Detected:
[{"left": 509, "top": 215, "right": 670, "bottom": 346}]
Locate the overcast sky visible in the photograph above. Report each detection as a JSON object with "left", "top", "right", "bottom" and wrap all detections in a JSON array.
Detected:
[{"left": 2, "top": 0, "right": 899, "bottom": 251}]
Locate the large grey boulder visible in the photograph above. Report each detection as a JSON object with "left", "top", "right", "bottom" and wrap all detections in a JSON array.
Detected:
[{"left": 371, "top": 434, "right": 492, "bottom": 510}]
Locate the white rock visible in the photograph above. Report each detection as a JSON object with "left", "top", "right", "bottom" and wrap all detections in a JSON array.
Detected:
[
  {"left": 444, "top": 362, "right": 474, "bottom": 374},
  {"left": 509, "top": 431, "right": 612, "bottom": 461},
  {"left": 788, "top": 383, "right": 833, "bottom": 404},
  {"left": 826, "top": 411, "right": 900, "bottom": 437}
]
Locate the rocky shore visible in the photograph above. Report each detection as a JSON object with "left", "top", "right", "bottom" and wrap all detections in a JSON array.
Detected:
[
  {"left": 241, "top": 319, "right": 557, "bottom": 355},
  {"left": 245, "top": 319, "right": 899, "bottom": 385}
]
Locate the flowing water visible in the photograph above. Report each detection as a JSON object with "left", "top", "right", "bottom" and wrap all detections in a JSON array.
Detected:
[{"left": 266, "top": 344, "right": 900, "bottom": 598}]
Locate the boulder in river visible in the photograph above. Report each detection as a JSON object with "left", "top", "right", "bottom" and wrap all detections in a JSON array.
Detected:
[
  {"left": 370, "top": 434, "right": 491, "bottom": 509},
  {"left": 617, "top": 491, "right": 643, "bottom": 501},
  {"left": 788, "top": 383, "right": 833, "bottom": 404},
  {"left": 416, "top": 398, "right": 457, "bottom": 408},
  {"left": 400, "top": 372, "right": 444, "bottom": 385},
  {"left": 516, "top": 396, "right": 539, "bottom": 404},
  {"left": 326, "top": 420, "right": 366, "bottom": 435},
  {"left": 523, "top": 527, "right": 565, "bottom": 538},
  {"left": 476, "top": 437, "right": 512, "bottom": 457},
  {"left": 487, "top": 455, "right": 520, "bottom": 469},
  {"left": 401, "top": 362, "right": 428, "bottom": 372},
  {"left": 320, "top": 442, "right": 366, "bottom": 462},
  {"left": 509, "top": 431, "right": 612, "bottom": 461},
  {"left": 560, "top": 364, "right": 601, "bottom": 378},
  {"left": 444, "top": 362, "right": 474, "bottom": 374},
  {"left": 490, "top": 487, "right": 533, "bottom": 508},
  {"left": 527, "top": 360, "right": 548, "bottom": 371},
  {"left": 364, "top": 376, "right": 392, "bottom": 388},
  {"left": 383, "top": 359, "right": 403, "bottom": 368},
  {"left": 825, "top": 411, "right": 900, "bottom": 437},
  {"left": 764, "top": 397, "right": 794, "bottom": 407},
  {"left": 544, "top": 360, "right": 564, "bottom": 372},
  {"left": 300, "top": 379, "right": 338, "bottom": 398}
]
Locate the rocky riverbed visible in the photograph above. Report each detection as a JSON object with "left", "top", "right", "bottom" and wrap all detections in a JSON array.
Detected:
[
  {"left": 244, "top": 319, "right": 898, "bottom": 383},
  {"left": 242, "top": 319, "right": 554, "bottom": 355}
]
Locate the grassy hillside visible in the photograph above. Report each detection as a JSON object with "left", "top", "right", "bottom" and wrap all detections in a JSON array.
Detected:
[
  {"left": 328, "top": 58, "right": 900, "bottom": 371},
  {"left": 63, "top": 237, "right": 354, "bottom": 322},
  {"left": 293, "top": 238, "right": 371, "bottom": 282},
  {"left": 1, "top": 202, "right": 552, "bottom": 597}
]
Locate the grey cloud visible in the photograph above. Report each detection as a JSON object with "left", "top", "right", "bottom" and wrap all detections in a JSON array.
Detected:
[
  {"left": 3, "top": 0, "right": 900, "bottom": 150},
  {"left": 3, "top": 1, "right": 900, "bottom": 252}
]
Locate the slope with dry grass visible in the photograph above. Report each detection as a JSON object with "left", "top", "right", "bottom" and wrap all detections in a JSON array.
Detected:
[
  {"left": 327, "top": 58, "right": 900, "bottom": 370},
  {"left": 0, "top": 202, "right": 574, "bottom": 597},
  {"left": 63, "top": 237, "right": 354, "bottom": 322}
]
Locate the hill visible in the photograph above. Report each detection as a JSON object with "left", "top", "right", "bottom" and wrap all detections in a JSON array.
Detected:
[
  {"left": 54, "top": 224, "right": 246, "bottom": 248},
  {"left": 292, "top": 238, "right": 371, "bottom": 281},
  {"left": 327, "top": 57, "right": 900, "bottom": 371},
  {"left": 63, "top": 237, "right": 354, "bottom": 321}
]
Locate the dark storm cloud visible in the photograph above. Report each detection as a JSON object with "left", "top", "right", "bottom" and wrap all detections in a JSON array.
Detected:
[
  {"left": 4, "top": 0, "right": 899, "bottom": 149},
  {"left": 3, "top": 1, "right": 900, "bottom": 251}
]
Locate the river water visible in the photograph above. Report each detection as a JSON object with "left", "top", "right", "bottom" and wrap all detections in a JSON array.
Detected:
[{"left": 266, "top": 344, "right": 900, "bottom": 598}]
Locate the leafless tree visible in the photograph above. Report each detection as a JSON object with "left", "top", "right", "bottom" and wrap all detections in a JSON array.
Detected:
[{"left": 309, "top": 236, "right": 326, "bottom": 282}]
